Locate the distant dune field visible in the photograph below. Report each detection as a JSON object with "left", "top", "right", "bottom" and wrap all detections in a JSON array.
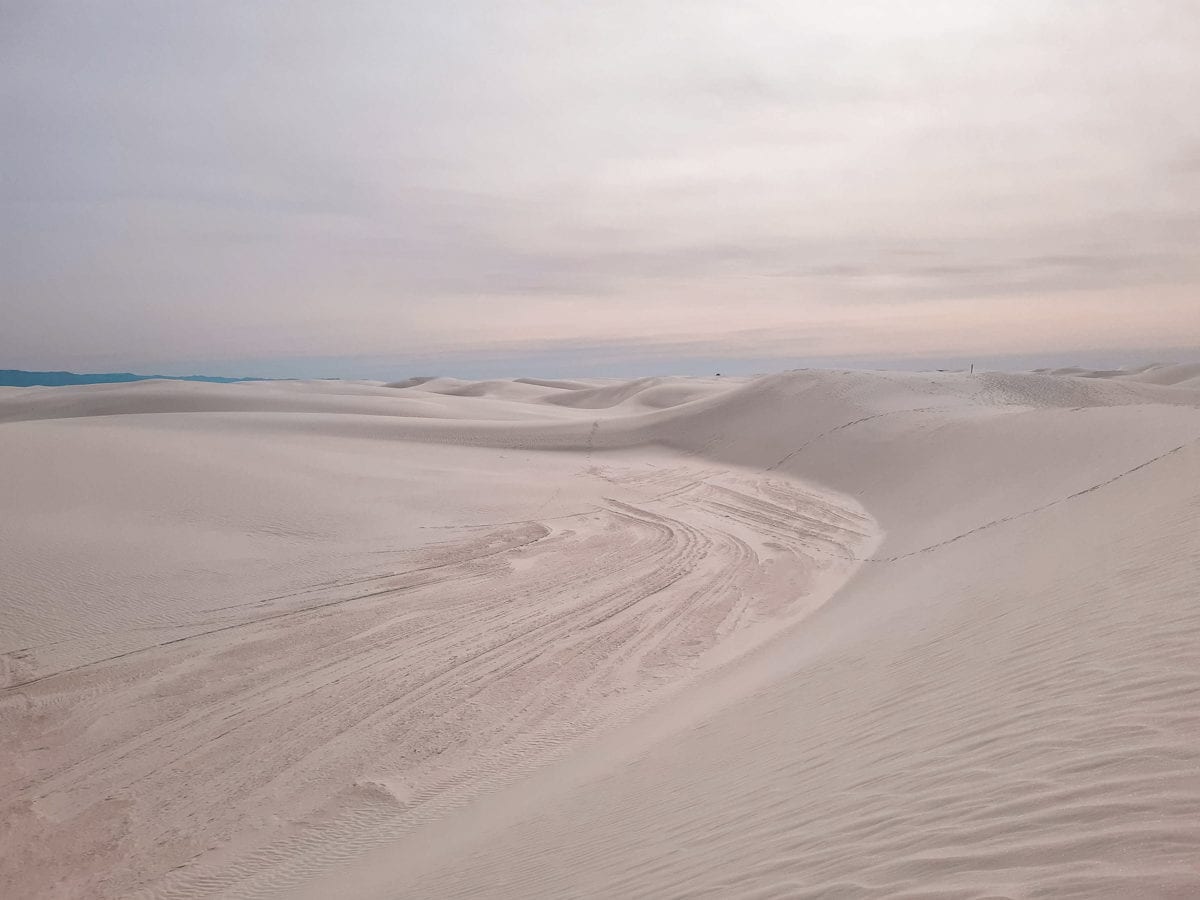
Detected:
[{"left": 3, "top": 365, "right": 1200, "bottom": 899}]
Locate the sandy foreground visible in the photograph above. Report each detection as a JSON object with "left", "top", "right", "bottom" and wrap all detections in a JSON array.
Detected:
[{"left": 2, "top": 364, "right": 1200, "bottom": 898}]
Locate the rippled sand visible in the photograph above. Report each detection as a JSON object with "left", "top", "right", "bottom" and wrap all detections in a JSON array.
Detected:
[{"left": 3, "top": 365, "right": 1199, "bottom": 898}]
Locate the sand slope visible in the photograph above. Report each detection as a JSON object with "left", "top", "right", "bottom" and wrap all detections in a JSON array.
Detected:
[{"left": 2, "top": 367, "right": 1199, "bottom": 898}]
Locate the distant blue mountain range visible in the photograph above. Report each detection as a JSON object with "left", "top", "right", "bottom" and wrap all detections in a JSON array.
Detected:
[{"left": 0, "top": 370, "right": 274, "bottom": 387}]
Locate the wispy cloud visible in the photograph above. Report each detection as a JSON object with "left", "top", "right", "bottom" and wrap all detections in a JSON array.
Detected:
[{"left": 4, "top": 1, "right": 1199, "bottom": 374}]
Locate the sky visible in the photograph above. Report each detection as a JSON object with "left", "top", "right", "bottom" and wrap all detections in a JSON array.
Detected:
[{"left": 3, "top": 1, "right": 1199, "bottom": 378}]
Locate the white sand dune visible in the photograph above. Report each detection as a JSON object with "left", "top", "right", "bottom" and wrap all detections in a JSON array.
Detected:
[
  {"left": 537, "top": 375, "right": 736, "bottom": 411},
  {"left": 2, "top": 367, "right": 1199, "bottom": 898},
  {"left": 512, "top": 377, "right": 605, "bottom": 391},
  {"left": 1036, "top": 362, "right": 1200, "bottom": 389},
  {"left": 1124, "top": 362, "right": 1200, "bottom": 389}
]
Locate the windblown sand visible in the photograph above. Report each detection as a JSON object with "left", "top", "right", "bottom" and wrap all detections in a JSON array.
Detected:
[{"left": 2, "top": 365, "right": 1199, "bottom": 898}]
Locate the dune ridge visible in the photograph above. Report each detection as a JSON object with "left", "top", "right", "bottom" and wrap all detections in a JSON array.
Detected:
[{"left": 2, "top": 366, "right": 1199, "bottom": 898}]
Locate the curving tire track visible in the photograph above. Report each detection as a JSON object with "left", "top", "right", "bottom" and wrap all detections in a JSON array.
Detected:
[{"left": 1, "top": 461, "right": 877, "bottom": 900}]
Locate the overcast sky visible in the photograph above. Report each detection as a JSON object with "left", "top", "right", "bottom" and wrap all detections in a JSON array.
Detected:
[{"left": 3, "top": 1, "right": 1198, "bottom": 377}]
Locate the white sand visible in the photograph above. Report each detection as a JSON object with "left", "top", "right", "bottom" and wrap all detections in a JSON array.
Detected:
[{"left": 2, "top": 367, "right": 1199, "bottom": 898}]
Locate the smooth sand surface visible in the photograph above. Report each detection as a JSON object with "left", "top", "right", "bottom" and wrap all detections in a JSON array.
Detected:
[{"left": 3, "top": 367, "right": 1199, "bottom": 898}]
